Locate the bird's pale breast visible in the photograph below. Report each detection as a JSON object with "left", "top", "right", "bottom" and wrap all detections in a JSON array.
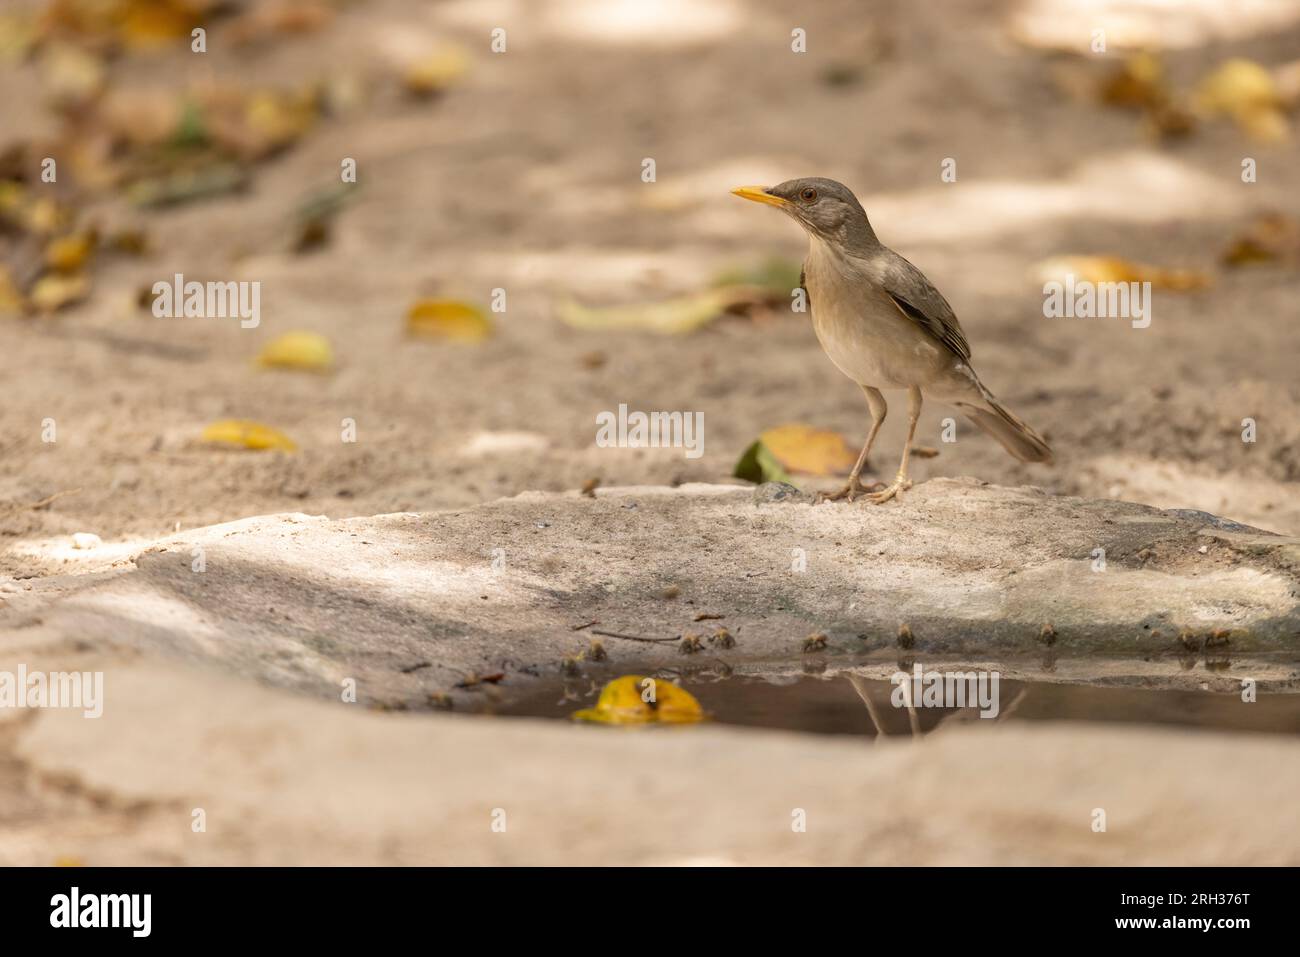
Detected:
[{"left": 803, "top": 242, "right": 948, "bottom": 390}]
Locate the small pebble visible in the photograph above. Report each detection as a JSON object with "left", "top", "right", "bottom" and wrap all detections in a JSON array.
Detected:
[
  {"left": 753, "top": 482, "right": 812, "bottom": 505},
  {"left": 71, "top": 533, "right": 102, "bottom": 550},
  {"left": 897, "top": 623, "right": 914, "bottom": 649},
  {"left": 802, "top": 632, "right": 828, "bottom": 653}
]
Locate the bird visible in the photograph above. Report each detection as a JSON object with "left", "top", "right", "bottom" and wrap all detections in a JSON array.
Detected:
[{"left": 731, "top": 177, "right": 1052, "bottom": 504}]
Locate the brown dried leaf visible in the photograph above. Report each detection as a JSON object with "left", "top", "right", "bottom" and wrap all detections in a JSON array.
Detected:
[
  {"left": 760, "top": 424, "right": 857, "bottom": 476},
  {"left": 1222, "top": 213, "right": 1300, "bottom": 267},
  {"left": 1099, "top": 52, "right": 1167, "bottom": 110},
  {"left": 44, "top": 229, "right": 98, "bottom": 273},
  {"left": 119, "top": 0, "right": 200, "bottom": 49}
]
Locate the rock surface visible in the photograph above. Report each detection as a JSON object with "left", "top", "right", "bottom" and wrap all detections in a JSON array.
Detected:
[
  {"left": 1, "top": 658, "right": 1298, "bottom": 866},
  {"left": 3, "top": 480, "right": 1298, "bottom": 708},
  {"left": 3, "top": 481, "right": 1300, "bottom": 865}
]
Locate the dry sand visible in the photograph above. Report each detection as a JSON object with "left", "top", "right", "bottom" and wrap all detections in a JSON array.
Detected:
[{"left": 3, "top": 0, "right": 1299, "bottom": 571}]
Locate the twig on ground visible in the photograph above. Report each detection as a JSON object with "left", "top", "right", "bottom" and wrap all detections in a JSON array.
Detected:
[
  {"left": 1, "top": 487, "right": 82, "bottom": 517},
  {"left": 589, "top": 629, "right": 681, "bottom": 644}
]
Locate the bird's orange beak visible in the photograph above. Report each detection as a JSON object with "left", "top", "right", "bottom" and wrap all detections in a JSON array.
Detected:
[{"left": 730, "top": 185, "right": 790, "bottom": 208}]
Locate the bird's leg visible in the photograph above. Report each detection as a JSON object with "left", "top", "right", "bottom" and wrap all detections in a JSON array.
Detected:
[
  {"left": 869, "top": 386, "right": 921, "bottom": 504},
  {"left": 819, "top": 387, "right": 888, "bottom": 503}
]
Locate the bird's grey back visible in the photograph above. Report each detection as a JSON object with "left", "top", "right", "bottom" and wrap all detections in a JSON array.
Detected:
[{"left": 860, "top": 246, "right": 971, "bottom": 361}]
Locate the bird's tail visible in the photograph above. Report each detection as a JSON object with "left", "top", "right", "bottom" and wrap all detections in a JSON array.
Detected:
[{"left": 954, "top": 386, "right": 1054, "bottom": 465}]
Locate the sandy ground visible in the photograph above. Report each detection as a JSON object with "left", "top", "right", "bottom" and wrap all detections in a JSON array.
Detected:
[{"left": 2, "top": 0, "right": 1300, "bottom": 580}]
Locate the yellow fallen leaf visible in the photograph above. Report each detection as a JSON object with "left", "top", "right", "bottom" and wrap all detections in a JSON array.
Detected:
[
  {"left": 572, "top": 675, "right": 705, "bottom": 726},
  {"left": 1235, "top": 105, "right": 1290, "bottom": 144},
  {"left": 1143, "top": 99, "right": 1197, "bottom": 140},
  {"left": 0, "top": 13, "right": 37, "bottom": 62},
  {"left": 403, "top": 46, "right": 470, "bottom": 96},
  {"left": 25, "top": 196, "right": 71, "bottom": 236},
  {"left": 0, "top": 181, "right": 22, "bottom": 220},
  {"left": 556, "top": 289, "right": 737, "bottom": 335},
  {"left": 759, "top": 423, "right": 858, "bottom": 476},
  {"left": 406, "top": 299, "right": 492, "bottom": 342},
  {"left": 119, "top": 0, "right": 199, "bottom": 49},
  {"left": 1196, "top": 58, "right": 1289, "bottom": 143},
  {"left": 1197, "top": 58, "right": 1280, "bottom": 115},
  {"left": 255, "top": 331, "right": 334, "bottom": 370},
  {"left": 0, "top": 267, "right": 24, "bottom": 316},
  {"left": 28, "top": 273, "right": 90, "bottom": 313},
  {"left": 108, "top": 228, "right": 150, "bottom": 256},
  {"left": 1099, "top": 52, "right": 1167, "bottom": 109},
  {"left": 44, "top": 230, "right": 98, "bottom": 273},
  {"left": 1222, "top": 213, "right": 1300, "bottom": 267},
  {"left": 1097, "top": 52, "right": 1196, "bottom": 141},
  {"left": 201, "top": 419, "right": 297, "bottom": 451},
  {"left": 1034, "top": 255, "right": 1210, "bottom": 291},
  {"left": 242, "top": 89, "right": 318, "bottom": 156},
  {"left": 39, "top": 42, "right": 106, "bottom": 106}
]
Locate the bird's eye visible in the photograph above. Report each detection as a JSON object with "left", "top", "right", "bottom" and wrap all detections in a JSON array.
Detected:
[{"left": 800, "top": 187, "right": 818, "bottom": 202}]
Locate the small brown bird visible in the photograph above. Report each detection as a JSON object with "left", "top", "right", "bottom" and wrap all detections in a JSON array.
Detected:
[{"left": 733, "top": 177, "right": 1052, "bottom": 503}]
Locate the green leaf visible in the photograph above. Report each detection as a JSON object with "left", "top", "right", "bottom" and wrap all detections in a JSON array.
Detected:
[
  {"left": 556, "top": 289, "right": 735, "bottom": 335},
  {"left": 171, "top": 99, "right": 209, "bottom": 149},
  {"left": 711, "top": 257, "right": 803, "bottom": 296},
  {"left": 733, "top": 440, "right": 796, "bottom": 486}
]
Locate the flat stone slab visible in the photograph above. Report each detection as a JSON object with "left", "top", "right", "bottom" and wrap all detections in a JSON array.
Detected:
[
  {"left": 1, "top": 659, "right": 1297, "bottom": 866},
  {"left": 3, "top": 479, "right": 1297, "bottom": 708}
]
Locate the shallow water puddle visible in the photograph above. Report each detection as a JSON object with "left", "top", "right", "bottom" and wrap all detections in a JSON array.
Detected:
[{"left": 485, "top": 674, "right": 1300, "bottom": 737}]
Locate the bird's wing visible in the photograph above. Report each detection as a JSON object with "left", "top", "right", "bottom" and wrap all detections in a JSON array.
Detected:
[{"left": 878, "top": 250, "right": 971, "bottom": 362}]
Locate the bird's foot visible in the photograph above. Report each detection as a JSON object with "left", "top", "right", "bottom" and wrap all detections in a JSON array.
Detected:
[
  {"left": 816, "top": 477, "right": 886, "bottom": 504},
  {"left": 867, "top": 476, "right": 912, "bottom": 505}
]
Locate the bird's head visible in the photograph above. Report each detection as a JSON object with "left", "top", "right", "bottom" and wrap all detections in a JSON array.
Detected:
[{"left": 731, "top": 177, "right": 876, "bottom": 250}]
